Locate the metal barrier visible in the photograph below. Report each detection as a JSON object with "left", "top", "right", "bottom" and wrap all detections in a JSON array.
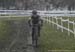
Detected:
[{"left": 0, "top": 10, "right": 75, "bottom": 17}]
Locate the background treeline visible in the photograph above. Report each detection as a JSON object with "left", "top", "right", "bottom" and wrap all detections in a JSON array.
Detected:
[{"left": 0, "top": 0, "right": 75, "bottom": 10}]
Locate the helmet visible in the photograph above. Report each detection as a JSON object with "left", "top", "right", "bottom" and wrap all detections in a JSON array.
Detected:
[{"left": 32, "top": 10, "right": 37, "bottom": 14}]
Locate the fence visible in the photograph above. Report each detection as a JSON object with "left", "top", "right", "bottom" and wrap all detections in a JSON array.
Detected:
[
  {"left": 0, "top": 10, "right": 75, "bottom": 37},
  {"left": 42, "top": 16, "right": 75, "bottom": 37},
  {"left": 0, "top": 10, "right": 75, "bottom": 17}
]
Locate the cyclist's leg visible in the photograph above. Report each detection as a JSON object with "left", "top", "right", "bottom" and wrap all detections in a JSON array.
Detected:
[{"left": 35, "top": 37, "right": 38, "bottom": 47}]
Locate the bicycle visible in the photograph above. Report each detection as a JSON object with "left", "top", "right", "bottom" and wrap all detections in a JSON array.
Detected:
[{"left": 32, "top": 24, "right": 39, "bottom": 48}]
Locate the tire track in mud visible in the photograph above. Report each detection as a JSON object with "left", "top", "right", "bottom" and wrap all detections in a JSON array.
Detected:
[
  {"left": 0, "top": 19, "right": 39, "bottom": 52},
  {"left": 6, "top": 20, "right": 29, "bottom": 52}
]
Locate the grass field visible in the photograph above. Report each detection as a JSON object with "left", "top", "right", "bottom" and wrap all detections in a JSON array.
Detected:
[
  {"left": 0, "top": 16, "right": 75, "bottom": 52},
  {"left": 0, "top": 16, "right": 29, "bottom": 50},
  {"left": 39, "top": 17, "right": 75, "bottom": 52}
]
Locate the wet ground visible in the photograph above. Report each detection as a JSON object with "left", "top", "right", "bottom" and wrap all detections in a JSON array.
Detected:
[{"left": 0, "top": 20, "right": 39, "bottom": 52}]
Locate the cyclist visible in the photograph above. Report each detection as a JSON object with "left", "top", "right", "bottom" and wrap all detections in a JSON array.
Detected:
[{"left": 28, "top": 10, "right": 43, "bottom": 46}]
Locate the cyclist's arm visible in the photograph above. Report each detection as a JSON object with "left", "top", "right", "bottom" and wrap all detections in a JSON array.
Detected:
[
  {"left": 40, "top": 17, "right": 43, "bottom": 27},
  {"left": 28, "top": 18, "right": 32, "bottom": 27}
]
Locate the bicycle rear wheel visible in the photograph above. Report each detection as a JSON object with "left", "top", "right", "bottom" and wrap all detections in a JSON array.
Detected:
[{"left": 33, "top": 26, "right": 38, "bottom": 47}]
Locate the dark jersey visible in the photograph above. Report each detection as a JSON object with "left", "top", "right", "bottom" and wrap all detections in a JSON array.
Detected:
[
  {"left": 31, "top": 14, "right": 40, "bottom": 24},
  {"left": 28, "top": 14, "right": 43, "bottom": 27}
]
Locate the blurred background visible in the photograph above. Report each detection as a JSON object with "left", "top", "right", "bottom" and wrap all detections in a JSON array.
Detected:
[{"left": 0, "top": 0, "right": 75, "bottom": 10}]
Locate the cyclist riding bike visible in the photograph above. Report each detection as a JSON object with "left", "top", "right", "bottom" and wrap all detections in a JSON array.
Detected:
[{"left": 28, "top": 10, "right": 43, "bottom": 47}]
